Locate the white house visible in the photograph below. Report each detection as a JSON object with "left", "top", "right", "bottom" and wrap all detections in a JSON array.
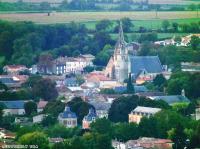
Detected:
[
  {"left": 0, "top": 101, "right": 26, "bottom": 116},
  {"left": 129, "top": 106, "right": 161, "bottom": 124}
]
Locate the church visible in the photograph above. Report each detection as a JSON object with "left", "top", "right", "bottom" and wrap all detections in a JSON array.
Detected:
[{"left": 104, "top": 22, "right": 164, "bottom": 84}]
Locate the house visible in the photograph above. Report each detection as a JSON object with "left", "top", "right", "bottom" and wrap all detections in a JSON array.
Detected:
[
  {"left": 65, "top": 77, "right": 79, "bottom": 87},
  {"left": 65, "top": 57, "right": 93, "bottom": 74},
  {"left": 181, "top": 62, "right": 200, "bottom": 73},
  {"left": 37, "top": 101, "right": 48, "bottom": 113},
  {"left": 3, "top": 65, "right": 28, "bottom": 75},
  {"left": 89, "top": 101, "right": 111, "bottom": 118},
  {"left": 0, "top": 75, "right": 29, "bottom": 89},
  {"left": 58, "top": 106, "right": 77, "bottom": 128},
  {"left": 125, "top": 137, "right": 173, "bottom": 149},
  {"left": 129, "top": 106, "right": 161, "bottom": 124},
  {"left": 33, "top": 114, "right": 46, "bottom": 123},
  {"left": 53, "top": 57, "right": 67, "bottom": 75},
  {"left": 0, "top": 101, "right": 26, "bottom": 116},
  {"left": 85, "top": 71, "right": 121, "bottom": 88},
  {"left": 15, "top": 117, "right": 29, "bottom": 124},
  {"left": 180, "top": 34, "right": 200, "bottom": 46},
  {"left": 154, "top": 38, "right": 176, "bottom": 46},
  {"left": 195, "top": 106, "right": 200, "bottom": 121},
  {"left": 82, "top": 108, "right": 97, "bottom": 129},
  {"left": 79, "top": 54, "right": 95, "bottom": 62}
]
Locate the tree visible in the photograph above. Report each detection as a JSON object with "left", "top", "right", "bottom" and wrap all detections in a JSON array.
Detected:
[
  {"left": 121, "top": 18, "right": 134, "bottom": 32},
  {"left": 190, "top": 35, "right": 200, "bottom": 50},
  {"left": 113, "top": 122, "right": 139, "bottom": 142},
  {"left": 19, "top": 132, "right": 49, "bottom": 149},
  {"left": 162, "top": 20, "right": 170, "bottom": 32},
  {"left": 67, "top": 97, "right": 93, "bottom": 124},
  {"left": 191, "top": 122, "right": 200, "bottom": 148},
  {"left": 24, "top": 101, "right": 37, "bottom": 116},
  {"left": 95, "top": 20, "right": 113, "bottom": 32},
  {"left": 94, "top": 133, "right": 112, "bottom": 149},
  {"left": 153, "top": 74, "right": 167, "bottom": 91},
  {"left": 0, "top": 103, "right": 5, "bottom": 125},
  {"left": 41, "top": 114, "right": 57, "bottom": 127},
  {"left": 108, "top": 95, "right": 169, "bottom": 123},
  {"left": 139, "top": 116, "right": 160, "bottom": 138},
  {"left": 32, "top": 78, "right": 58, "bottom": 101},
  {"left": 126, "top": 73, "right": 135, "bottom": 94},
  {"left": 93, "top": 44, "right": 112, "bottom": 66},
  {"left": 168, "top": 123, "right": 187, "bottom": 149},
  {"left": 90, "top": 118, "right": 112, "bottom": 135},
  {"left": 43, "top": 100, "right": 65, "bottom": 117},
  {"left": 108, "top": 95, "right": 139, "bottom": 122},
  {"left": 172, "top": 22, "right": 179, "bottom": 32},
  {"left": 37, "top": 53, "right": 53, "bottom": 74}
]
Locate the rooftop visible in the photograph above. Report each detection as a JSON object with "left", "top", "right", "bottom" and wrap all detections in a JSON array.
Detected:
[
  {"left": 59, "top": 106, "right": 77, "bottom": 119},
  {"left": 0, "top": 100, "right": 26, "bottom": 109},
  {"left": 151, "top": 95, "right": 190, "bottom": 105},
  {"left": 131, "top": 106, "right": 161, "bottom": 114},
  {"left": 130, "top": 56, "right": 163, "bottom": 76}
]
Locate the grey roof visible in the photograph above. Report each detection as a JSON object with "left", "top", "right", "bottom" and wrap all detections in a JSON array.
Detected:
[
  {"left": 0, "top": 78, "right": 17, "bottom": 84},
  {"left": 130, "top": 56, "right": 163, "bottom": 76},
  {"left": 89, "top": 101, "right": 111, "bottom": 111},
  {"left": 0, "top": 101, "right": 25, "bottom": 109},
  {"left": 131, "top": 106, "right": 161, "bottom": 114},
  {"left": 59, "top": 106, "right": 77, "bottom": 119},
  {"left": 83, "top": 108, "right": 97, "bottom": 121},
  {"left": 64, "top": 77, "right": 78, "bottom": 86},
  {"left": 114, "top": 85, "right": 148, "bottom": 93},
  {"left": 153, "top": 95, "right": 190, "bottom": 105}
]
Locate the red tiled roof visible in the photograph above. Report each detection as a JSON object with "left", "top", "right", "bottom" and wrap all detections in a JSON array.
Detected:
[{"left": 37, "top": 101, "right": 48, "bottom": 109}]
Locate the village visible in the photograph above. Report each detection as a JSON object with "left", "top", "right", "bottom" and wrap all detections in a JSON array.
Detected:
[{"left": 0, "top": 21, "right": 200, "bottom": 149}]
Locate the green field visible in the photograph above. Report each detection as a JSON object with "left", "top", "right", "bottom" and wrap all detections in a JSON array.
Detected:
[
  {"left": 83, "top": 18, "right": 200, "bottom": 30},
  {"left": 110, "top": 32, "right": 189, "bottom": 41},
  {"left": 0, "top": 11, "right": 199, "bottom": 24}
]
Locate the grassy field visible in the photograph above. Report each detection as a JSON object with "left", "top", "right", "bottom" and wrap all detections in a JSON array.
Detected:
[
  {"left": 83, "top": 18, "right": 200, "bottom": 30},
  {"left": 110, "top": 33, "right": 189, "bottom": 41},
  {"left": 0, "top": 11, "right": 199, "bottom": 24}
]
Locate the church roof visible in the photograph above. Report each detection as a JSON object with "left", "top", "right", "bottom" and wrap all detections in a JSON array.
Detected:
[{"left": 130, "top": 56, "right": 163, "bottom": 75}]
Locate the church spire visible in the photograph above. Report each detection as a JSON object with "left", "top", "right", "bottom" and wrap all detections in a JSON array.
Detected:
[{"left": 118, "top": 21, "right": 125, "bottom": 45}]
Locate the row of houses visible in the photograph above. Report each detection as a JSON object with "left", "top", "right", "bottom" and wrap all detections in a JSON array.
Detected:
[
  {"left": 32, "top": 54, "right": 95, "bottom": 75},
  {"left": 154, "top": 34, "right": 200, "bottom": 47},
  {"left": 112, "top": 137, "right": 173, "bottom": 149}
]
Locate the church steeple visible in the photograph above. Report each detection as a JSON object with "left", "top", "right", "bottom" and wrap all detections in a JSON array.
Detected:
[
  {"left": 116, "top": 21, "right": 126, "bottom": 47},
  {"left": 118, "top": 21, "right": 125, "bottom": 45},
  {"left": 115, "top": 21, "right": 127, "bottom": 55}
]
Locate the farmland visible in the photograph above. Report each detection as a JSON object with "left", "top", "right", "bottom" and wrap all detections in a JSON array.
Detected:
[{"left": 0, "top": 11, "right": 199, "bottom": 24}]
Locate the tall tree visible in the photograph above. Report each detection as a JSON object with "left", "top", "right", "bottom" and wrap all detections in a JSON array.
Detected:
[
  {"left": 24, "top": 101, "right": 37, "bottom": 116},
  {"left": 32, "top": 78, "right": 58, "bottom": 101},
  {"left": 127, "top": 73, "right": 135, "bottom": 94},
  {"left": 19, "top": 132, "right": 49, "bottom": 149}
]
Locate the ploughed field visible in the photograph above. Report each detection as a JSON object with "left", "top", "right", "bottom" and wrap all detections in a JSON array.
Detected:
[{"left": 0, "top": 11, "right": 199, "bottom": 24}]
